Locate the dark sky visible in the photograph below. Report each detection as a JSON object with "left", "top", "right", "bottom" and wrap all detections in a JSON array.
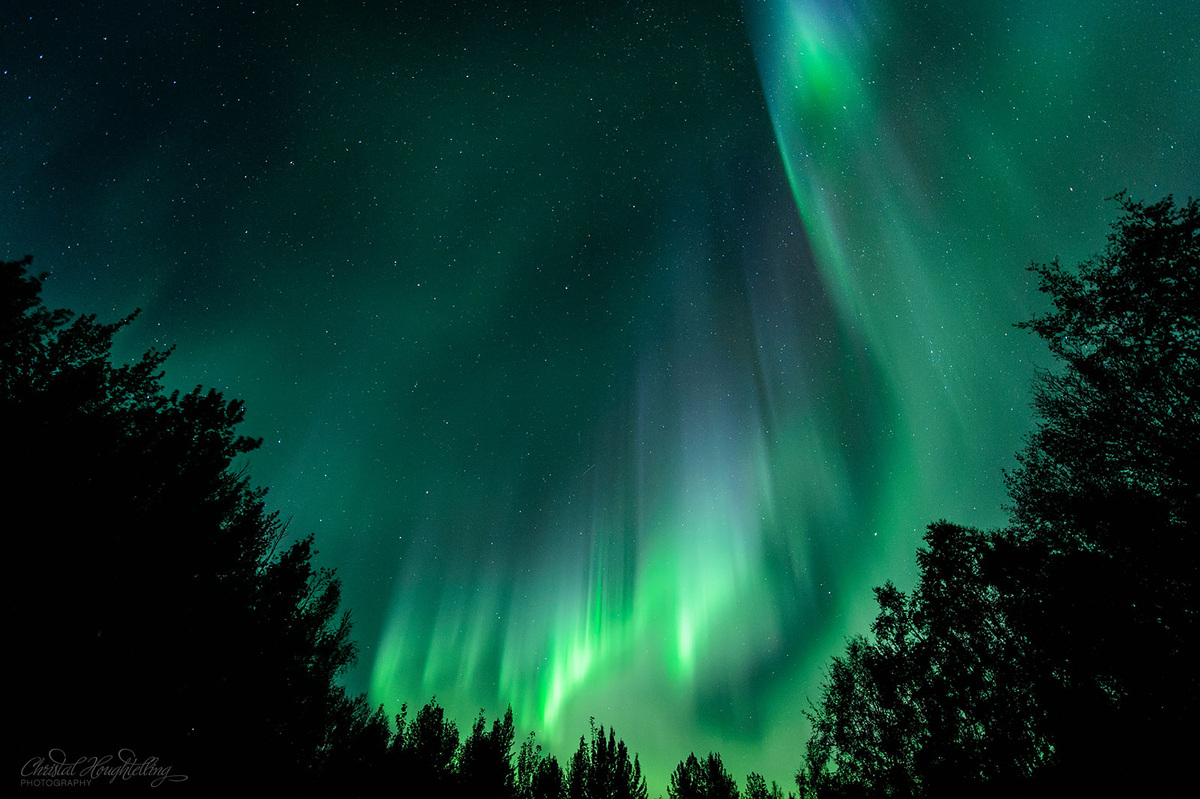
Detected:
[{"left": 5, "top": 0, "right": 1197, "bottom": 789}]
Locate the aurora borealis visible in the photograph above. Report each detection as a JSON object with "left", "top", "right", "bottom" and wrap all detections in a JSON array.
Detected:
[{"left": 4, "top": 0, "right": 1197, "bottom": 790}]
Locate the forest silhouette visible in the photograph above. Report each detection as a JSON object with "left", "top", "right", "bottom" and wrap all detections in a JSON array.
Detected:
[{"left": 7, "top": 193, "right": 1196, "bottom": 795}]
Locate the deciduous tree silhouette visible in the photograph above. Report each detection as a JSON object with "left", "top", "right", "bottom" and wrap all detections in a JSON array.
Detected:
[
  {"left": 801, "top": 524, "right": 1047, "bottom": 798},
  {"left": 796, "top": 194, "right": 1197, "bottom": 797},
  {"left": 5, "top": 256, "right": 388, "bottom": 788},
  {"left": 1000, "top": 193, "right": 1199, "bottom": 789}
]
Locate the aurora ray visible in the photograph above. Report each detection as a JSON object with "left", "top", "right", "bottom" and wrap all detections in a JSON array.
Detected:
[{"left": 4, "top": 0, "right": 1196, "bottom": 789}]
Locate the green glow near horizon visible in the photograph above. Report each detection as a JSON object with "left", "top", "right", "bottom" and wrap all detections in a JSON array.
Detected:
[
  {"left": 7, "top": 0, "right": 1196, "bottom": 791},
  {"left": 363, "top": 2, "right": 1198, "bottom": 785}
]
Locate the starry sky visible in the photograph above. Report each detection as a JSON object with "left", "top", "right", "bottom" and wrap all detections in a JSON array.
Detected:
[{"left": 4, "top": 0, "right": 1197, "bottom": 790}]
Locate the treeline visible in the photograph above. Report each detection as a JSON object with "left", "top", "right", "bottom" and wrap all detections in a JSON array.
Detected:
[
  {"left": 2, "top": 253, "right": 777, "bottom": 795},
  {"left": 333, "top": 692, "right": 793, "bottom": 799},
  {"left": 386, "top": 699, "right": 793, "bottom": 799},
  {"left": 8, "top": 193, "right": 1195, "bottom": 795}
]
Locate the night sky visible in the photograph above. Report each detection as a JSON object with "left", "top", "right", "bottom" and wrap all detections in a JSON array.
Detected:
[{"left": 5, "top": 0, "right": 1197, "bottom": 789}]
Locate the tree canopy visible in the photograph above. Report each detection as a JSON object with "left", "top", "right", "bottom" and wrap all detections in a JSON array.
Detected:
[
  {"left": 798, "top": 194, "right": 1198, "bottom": 797},
  {"left": 668, "top": 751, "right": 741, "bottom": 799},
  {"left": 1001, "top": 193, "right": 1198, "bottom": 789},
  {"left": 3, "top": 255, "right": 692, "bottom": 796},
  {"left": 5, "top": 255, "right": 389, "bottom": 788},
  {"left": 566, "top": 719, "right": 649, "bottom": 799},
  {"left": 11, "top": 191, "right": 1192, "bottom": 794}
]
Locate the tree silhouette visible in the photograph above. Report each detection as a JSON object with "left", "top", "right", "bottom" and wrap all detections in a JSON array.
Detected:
[
  {"left": 801, "top": 524, "right": 1048, "bottom": 798},
  {"left": 746, "top": 772, "right": 792, "bottom": 799},
  {"left": 389, "top": 697, "right": 462, "bottom": 791},
  {"left": 1000, "top": 193, "right": 1199, "bottom": 789},
  {"left": 517, "top": 731, "right": 568, "bottom": 799},
  {"left": 797, "top": 194, "right": 1197, "bottom": 797},
  {"left": 566, "top": 719, "right": 648, "bottom": 799},
  {"left": 744, "top": 772, "right": 788, "bottom": 799},
  {"left": 459, "top": 705, "right": 519, "bottom": 797},
  {"left": 5, "top": 255, "right": 388, "bottom": 787},
  {"left": 669, "top": 752, "right": 740, "bottom": 799}
]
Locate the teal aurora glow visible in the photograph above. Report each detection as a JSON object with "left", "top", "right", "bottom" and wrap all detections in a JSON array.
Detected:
[{"left": 5, "top": 0, "right": 1196, "bottom": 789}]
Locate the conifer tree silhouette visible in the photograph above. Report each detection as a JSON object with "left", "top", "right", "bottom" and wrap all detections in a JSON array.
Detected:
[{"left": 5, "top": 256, "right": 388, "bottom": 789}]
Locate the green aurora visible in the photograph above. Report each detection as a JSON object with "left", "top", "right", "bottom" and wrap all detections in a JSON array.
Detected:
[{"left": 4, "top": 0, "right": 1196, "bottom": 790}]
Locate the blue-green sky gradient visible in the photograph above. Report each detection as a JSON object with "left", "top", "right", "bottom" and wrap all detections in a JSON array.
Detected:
[{"left": 4, "top": 0, "right": 1196, "bottom": 789}]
